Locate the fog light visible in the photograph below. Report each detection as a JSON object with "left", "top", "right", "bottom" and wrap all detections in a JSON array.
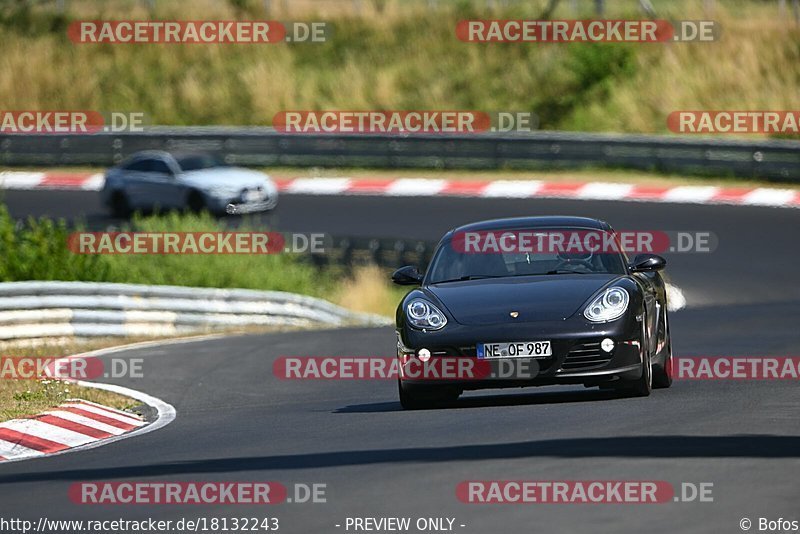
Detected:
[
  {"left": 601, "top": 338, "right": 615, "bottom": 353},
  {"left": 418, "top": 348, "right": 431, "bottom": 362}
]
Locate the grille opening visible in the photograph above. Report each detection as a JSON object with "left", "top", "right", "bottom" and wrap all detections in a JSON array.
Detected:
[{"left": 561, "top": 341, "right": 612, "bottom": 371}]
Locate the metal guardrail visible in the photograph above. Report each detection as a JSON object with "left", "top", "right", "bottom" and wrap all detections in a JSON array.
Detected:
[
  {"left": 1, "top": 127, "right": 798, "bottom": 181},
  {"left": 310, "top": 236, "right": 435, "bottom": 270},
  {"left": 0, "top": 281, "right": 389, "bottom": 341}
]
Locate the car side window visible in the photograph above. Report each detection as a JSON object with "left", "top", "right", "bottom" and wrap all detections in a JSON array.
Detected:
[
  {"left": 146, "top": 159, "right": 173, "bottom": 174},
  {"left": 124, "top": 159, "right": 151, "bottom": 172}
]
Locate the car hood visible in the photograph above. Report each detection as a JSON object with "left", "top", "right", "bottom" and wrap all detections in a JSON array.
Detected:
[
  {"left": 427, "top": 274, "right": 621, "bottom": 325},
  {"left": 180, "top": 168, "right": 274, "bottom": 192}
]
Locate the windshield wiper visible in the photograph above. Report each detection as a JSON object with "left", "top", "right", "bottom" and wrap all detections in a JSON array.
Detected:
[
  {"left": 545, "top": 269, "right": 591, "bottom": 275},
  {"left": 434, "top": 275, "right": 503, "bottom": 284}
]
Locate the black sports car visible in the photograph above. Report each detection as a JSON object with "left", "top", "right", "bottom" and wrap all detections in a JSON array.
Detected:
[{"left": 392, "top": 216, "right": 673, "bottom": 409}]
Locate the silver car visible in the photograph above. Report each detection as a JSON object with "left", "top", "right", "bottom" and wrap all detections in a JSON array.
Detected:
[{"left": 101, "top": 151, "right": 279, "bottom": 217}]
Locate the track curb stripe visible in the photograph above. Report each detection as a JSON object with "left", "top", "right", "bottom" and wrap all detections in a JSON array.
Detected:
[
  {"left": 0, "top": 400, "right": 144, "bottom": 462},
  {"left": 41, "top": 409, "right": 128, "bottom": 435},
  {"left": 0, "top": 438, "right": 45, "bottom": 459},
  {"left": 0, "top": 336, "right": 226, "bottom": 465},
  {"left": 295, "top": 178, "right": 800, "bottom": 208},
  {"left": 70, "top": 399, "right": 143, "bottom": 421},
  {"left": 0, "top": 428, "right": 69, "bottom": 453},
  {"left": 35, "top": 415, "right": 114, "bottom": 439},
  {"left": 56, "top": 406, "right": 140, "bottom": 431},
  {"left": 2, "top": 171, "right": 798, "bottom": 209},
  {"left": 1, "top": 419, "right": 99, "bottom": 447}
]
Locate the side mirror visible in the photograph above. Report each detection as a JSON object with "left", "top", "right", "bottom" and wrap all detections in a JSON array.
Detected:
[
  {"left": 630, "top": 254, "right": 667, "bottom": 273},
  {"left": 392, "top": 265, "right": 423, "bottom": 285}
]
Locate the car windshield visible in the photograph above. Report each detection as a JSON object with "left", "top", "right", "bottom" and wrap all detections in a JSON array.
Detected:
[
  {"left": 426, "top": 227, "right": 628, "bottom": 283},
  {"left": 176, "top": 154, "right": 228, "bottom": 171}
]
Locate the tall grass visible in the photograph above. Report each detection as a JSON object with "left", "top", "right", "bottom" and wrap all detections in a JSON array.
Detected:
[
  {"left": 0, "top": 0, "right": 796, "bottom": 135},
  {"left": 332, "top": 264, "right": 409, "bottom": 317}
]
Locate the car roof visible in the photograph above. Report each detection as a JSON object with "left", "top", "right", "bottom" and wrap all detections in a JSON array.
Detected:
[
  {"left": 171, "top": 152, "right": 217, "bottom": 160},
  {"left": 121, "top": 150, "right": 219, "bottom": 165},
  {"left": 130, "top": 150, "right": 171, "bottom": 158},
  {"left": 120, "top": 150, "right": 172, "bottom": 162},
  {"left": 127, "top": 150, "right": 218, "bottom": 158},
  {"left": 451, "top": 216, "right": 612, "bottom": 233}
]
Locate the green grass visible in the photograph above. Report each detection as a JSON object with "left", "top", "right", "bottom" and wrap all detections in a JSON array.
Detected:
[{"left": 0, "top": 205, "right": 337, "bottom": 297}]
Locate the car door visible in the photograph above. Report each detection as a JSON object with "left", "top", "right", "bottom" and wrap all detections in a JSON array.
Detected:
[
  {"left": 137, "top": 158, "right": 184, "bottom": 210},
  {"left": 117, "top": 158, "right": 153, "bottom": 209}
]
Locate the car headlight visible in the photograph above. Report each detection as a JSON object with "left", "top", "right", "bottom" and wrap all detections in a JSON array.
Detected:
[
  {"left": 406, "top": 298, "right": 447, "bottom": 330},
  {"left": 584, "top": 287, "right": 629, "bottom": 322}
]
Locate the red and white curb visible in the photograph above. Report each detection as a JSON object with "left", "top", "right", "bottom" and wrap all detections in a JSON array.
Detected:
[
  {"left": 275, "top": 177, "right": 800, "bottom": 208},
  {"left": 2, "top": 171, "right": 799, "bottom": 209},
  {"left": 0, "top": 400, "right": 144, "bottom": 462},
  {"left": 0, "top": 337, "right": 193, "bottom": 465},
  {"left": 0, "top": 171, "right": 105, "bottom": 191}
]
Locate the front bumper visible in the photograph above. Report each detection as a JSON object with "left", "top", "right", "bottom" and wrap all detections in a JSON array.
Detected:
[
  {"left": 204, "top": 188, "right": 278, "bottom": 214},
  {"left": 224, "top": 197, "right": 278, "bottom": 214},
  {"left": 397, "top": 314, "right": 644, "bottom": 390}
]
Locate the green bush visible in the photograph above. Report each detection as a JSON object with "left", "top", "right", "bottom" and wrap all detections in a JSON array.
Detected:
[
  {"left": 0, "top": 206, "right": 109, "bottom": 282},
  {"left": 0, "top": 205, "right": 336, "bottom": 297}
]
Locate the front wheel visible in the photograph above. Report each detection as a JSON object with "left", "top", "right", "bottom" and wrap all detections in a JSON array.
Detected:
[
  {"left": 652, "top": 309, "right": 673, "bottom": 389},
  {"left": 620, "top": 320, "right": 652, "bottom": 397},
  {"left": 398, "top": 380, "right": 459, "bottom": 410}
]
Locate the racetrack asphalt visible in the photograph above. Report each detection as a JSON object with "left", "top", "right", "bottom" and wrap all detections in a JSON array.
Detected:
[{"left": 1, "top": 189, "right": 798, "bottom": 533}]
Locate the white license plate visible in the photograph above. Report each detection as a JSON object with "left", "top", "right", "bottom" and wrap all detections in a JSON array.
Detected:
[
  {"left": 477, "top": 341, "right": 552, "bottom": 359},
  {"left": 244, "top": 190, "right": 262, "bottom": 202}
]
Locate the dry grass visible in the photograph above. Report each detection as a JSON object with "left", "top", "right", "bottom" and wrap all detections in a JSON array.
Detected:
[
  {"left": 573, "top": 9, "right": 800, "bottom": 133},
  {"left": 0, "top": 380, "right": 137, "bottom": 421},
  {"left": 333, "top": 265, "right": 408, "bottom": 317},
  {"left": 0, "top": 337, "right": 147, "bottom": 420},
  {"left": 0, "top": 1, "right": 796, "bottom": 136}
]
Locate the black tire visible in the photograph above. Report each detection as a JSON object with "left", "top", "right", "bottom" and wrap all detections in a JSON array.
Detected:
[
  {"left": 653, "top": 310, "right": 673, "bottom": 389},
  {"left": 186, "top": 190, "right": 206, "bottom": 213},
  {"left": 109, "top": 191, "right": 131, "bottom": 218},
  {"left": 398, "top": 380, "right": 459, "bottom": 410},
  {"left": 620, "top": 319, "right": 652, "bottom": 397}
]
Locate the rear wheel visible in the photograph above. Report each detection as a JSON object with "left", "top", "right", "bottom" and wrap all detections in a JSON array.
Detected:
[
  {"left": 398, "top": 380, "right": 459, "bottom": 410},
  {"left": 109, "top": 191, "right": 131, "bottom": 218},
  {"left": 186, "top": 190, "right": 206, "bottom": 213}
]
